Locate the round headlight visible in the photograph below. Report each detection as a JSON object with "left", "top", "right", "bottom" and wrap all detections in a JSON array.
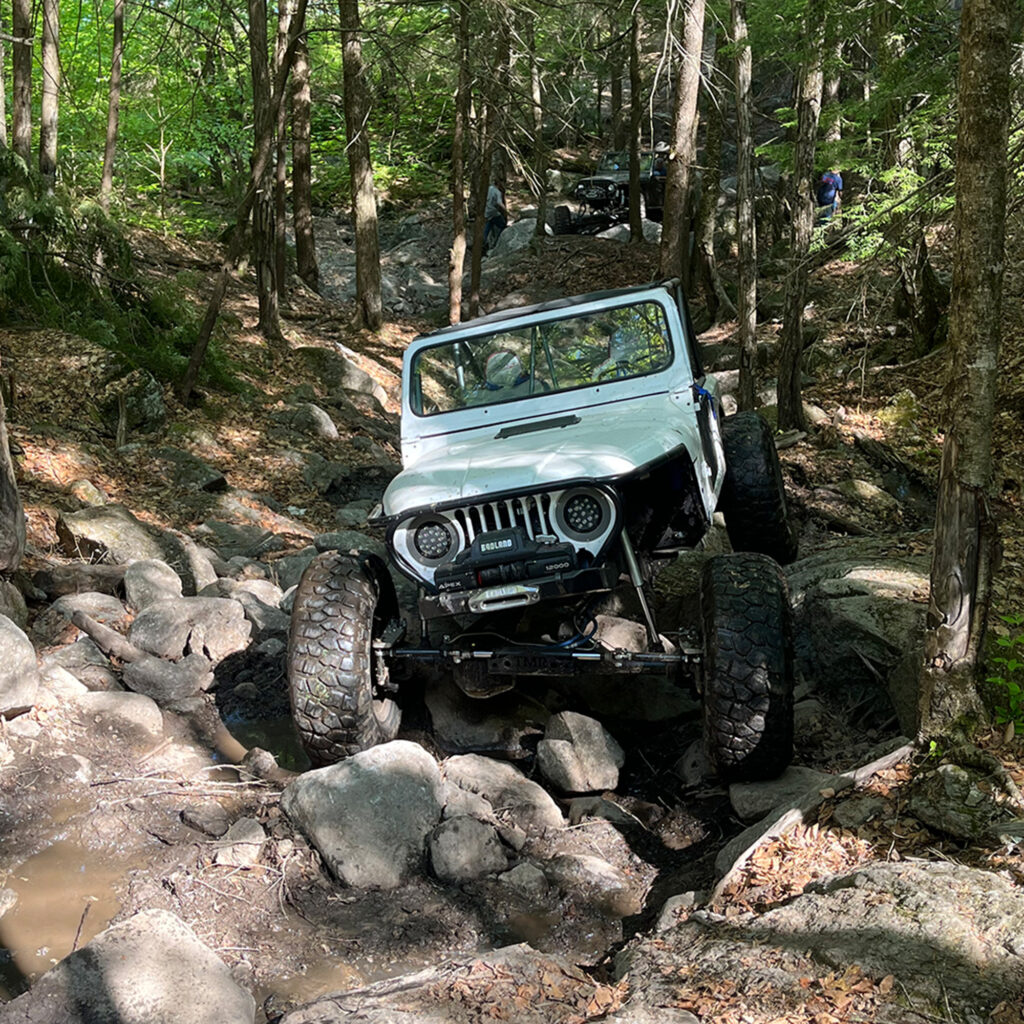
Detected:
[
  {"left": 564, "top": 493, "right": 604, "bottom": 534},
  {"left": 606, "top": 182, "right": 616, "bottom": 193},
  {"left": 414, "top": 521, "right": 453, "bottom": 560}
]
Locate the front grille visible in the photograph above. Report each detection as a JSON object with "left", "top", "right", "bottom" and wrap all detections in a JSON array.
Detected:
[{"left": 451, "top": 493, "right": 555, "bottom": 543}]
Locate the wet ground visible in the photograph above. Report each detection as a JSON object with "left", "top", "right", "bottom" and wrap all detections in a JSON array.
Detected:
[{"left": 0, "top": 655, "right": 752, "bottom": 1022}]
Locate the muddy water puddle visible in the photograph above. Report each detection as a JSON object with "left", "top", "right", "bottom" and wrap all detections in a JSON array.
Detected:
[{"left": 0, "top": 838, "right": 130, "bottom": 996}]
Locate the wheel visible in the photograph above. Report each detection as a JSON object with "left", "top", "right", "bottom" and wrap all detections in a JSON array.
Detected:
[
  {"left": 699, "top": 552, "right": 793, "bottom": 782},
  {"left": 552, "top": 205, "right": 573, "bottom": 235},
  {"left": 718, "top": 411, "right": 799, "bottom": 565},
  {"left": 287, "top": 550, "right": 401, "bottom": 766}
]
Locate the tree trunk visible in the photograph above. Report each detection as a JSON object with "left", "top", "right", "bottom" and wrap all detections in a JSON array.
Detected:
[
  {"left": 249, "top": 0, "right": 285, "bottom": 350},
  {"left": 694, "top": 39, "right": 729, "bottom": 323},
  {"left": 291, "top": 28, "right": 319, "bottom": 291},
  {"left": 733, "top": 2, "right": 757, "bottom": 410},
  {"left": 0, "top": 374, "right": 25, "bottom": 575},
  {"left": 0, "top": 14, "right": 8, "bottom": 150},
  {"left": 822, "top": 37, "right": 842, "bottom": 144},
  {"left": 273, "top": 0, "right": 296, "bottom": 307},
  {"left": 448, "top": 0, "right": 470, "bottom": 324},
  {"left": 340, "top": 0, "right": 383, "bottom": 331},
  {"left": 99, "top": 0, "right": 124, "bottom": 212},
  {"left": 12, "top": 0, "right": 31, "bottom": 162},
  {"left": 918, "top": 0, "right": 1011, "bottom": 740},
  {"left": 529, "top": 15, "right": 548, "bottom": 238},
  {"left": 776, "top": 0, "right": 825, "bottom": 432},
  {"left": 611, "top": 62, "right": 625, "bottom": 150},
  {"left": 628, "top": 14, "right": 643, "bottom": 243},
  {"left": 658, "top": 0, "right": 706, "bottom": 280},
  {"left": 39, "top": 0, "right": 59, "bottom": 183},
  {"left": 180, "top": 0, "right": 309, "bottom": 403},
  {"left": 467, "top": 106, "right": 492, "bottom": 320}
]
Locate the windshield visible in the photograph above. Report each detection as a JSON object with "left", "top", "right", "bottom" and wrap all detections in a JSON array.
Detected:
[
  {"left": 411, "top": 300, "right": 675, "bottom": 416},
  {"left": 595, "top": 151, "right": 653, "bottom": 174}
]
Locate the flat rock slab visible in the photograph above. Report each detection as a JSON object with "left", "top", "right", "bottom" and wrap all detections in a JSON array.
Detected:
[
  {"left": 617, "top": 861, "right": 1024, "bottom": 1024},
  {"left": 0, "top": 908, "right": 255, "bottom": 1024},
  {"left": 72, "top": 691, "right": 164, "bottom": 739},
  {"left": 281, "top": 944, "right": 625, "bottom": 1024},
  {"left": 729, "top": 765, "right": 840, "bottom": 822}
]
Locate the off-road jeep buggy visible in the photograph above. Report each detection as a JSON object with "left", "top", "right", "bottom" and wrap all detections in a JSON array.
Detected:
[
  {"left": 288, "top": 280, "right": 799, "bottom": 781},
  {"left": 552, "top": 150, "right": 656, "bottom": 235}
]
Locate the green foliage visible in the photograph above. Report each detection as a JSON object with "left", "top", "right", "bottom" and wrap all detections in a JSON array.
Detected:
[{"left": 985, "top": 614, "right": 1024, "bottom": 729}]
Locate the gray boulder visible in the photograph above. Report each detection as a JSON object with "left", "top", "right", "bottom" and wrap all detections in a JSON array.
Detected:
[
  {"left": 442, "top": 754, "right": 564, "bottom": 834},
  {"left": 0, "top": 581, "right": 28, "bottom": 630},
  {"left": 0, "top": 908, "right": 255, "bottom": 1024},
  {"left": 491, "top": 218, "right": 551, "bottom": 256},
  {"left": 906, "top": 763, "right": 1017, "bottom": 840},
  {"left": 0, "top": 614, "right": 39, "bottom": 716},
  {"left": 787, "top": 543, "right": 929, "bottom": 732},
  {"left": 122, "top": 652, "right": 214, "bottom": 704},
  {"left": 128, "top": 597, "right": 251, "bottom": 665},
  {"left": 124, "top": 559, "right": 184, "bottom": 611},
  {"left": 728, "top": 765, "right": 840, "bottom": 822},
  {"left": 42, "top": 637, "right": 120, "bottom": 691},
  {"left": 429, "top": 816, "right": 508, "bottom": 881},
  {"left": 294, "top": 345, "right": 389, "bottom": 409},
  {"left": 281, "top": 740, "right": 443, "bottom": 889},
  {"left": 71, "top": 691, "right": 163, "bottom": 739},
  {"left": 536, "top": 711, "right": 624, "bottom": 793},
  {"left": 213, "top": 817, "right": 266, "bottom": 868},
  {"left": 95, "top": 368, "right": 167, "bottom": 435},
  {"left": 155, "top": 447, "right": 227, "bottom": 493},
  {"left": 272, "top": 403, "right": 339, "bottom": 440},
  {"left": 55, "top": 505, "right": 210, "bottom": 594},
  {"left": 33, "top": 591, "right": 130, "bottom": 646}
]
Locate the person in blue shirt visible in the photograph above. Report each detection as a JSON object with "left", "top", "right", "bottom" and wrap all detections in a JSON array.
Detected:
[{"left": 815, "top": 170, "right": 843, "bottom": 222}]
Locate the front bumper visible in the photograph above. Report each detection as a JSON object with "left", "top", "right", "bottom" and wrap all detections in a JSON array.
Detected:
[{"left": 419, "top": 564, "right": 619, "bottom": 619}]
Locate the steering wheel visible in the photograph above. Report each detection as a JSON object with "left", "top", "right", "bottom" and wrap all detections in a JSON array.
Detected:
[{"left": 594, "top": 360, "right": 630, "bottom": 382}]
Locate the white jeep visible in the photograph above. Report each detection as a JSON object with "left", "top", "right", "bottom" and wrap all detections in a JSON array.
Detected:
[{"left": 288, "top": 281, "right": 798, "bottom": 780}]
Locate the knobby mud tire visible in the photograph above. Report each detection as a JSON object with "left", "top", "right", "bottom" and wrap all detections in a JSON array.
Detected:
[
  {"left": 700, "top": 552, "right": 794, "bottom": 782},
  {"left": 719, "top": 411, "right": 799, "bottom": 565},
  {"left": 287, "top": 551, "right": 400, "bottom": 767},
  {"left": 552, "top": 205, "right": 573, "bottom": 235}
]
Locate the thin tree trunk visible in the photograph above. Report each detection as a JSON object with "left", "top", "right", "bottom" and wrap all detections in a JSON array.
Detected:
[
  {"left": 776, "top": 0, "right": 825, "bottom": 432},
  {"left": 733, "top": 1, "right": 757, "bottom": 410},
  {"left": 39, "top": 0, "right": 59, "bottom": 184},
  {"left": 0, "top": 372, "right": 25, "bottom": 575},
  {"left": 529, "top": 16, "right": 548, "bottom": 238},
  {"left": 248, "top": 0, "right": 284, "bottom": 349},
  {"left": 12, "top": 0, "right": 31, "bottom": 162},
  {"left": 180, "top": 0, "right": 309, "bottom": 403},
  {"left": 659, "top": 0, "right": 706, "bottom": 280},
  {"left": 823, "top": 38, "right": 842, "bottom": 144},
  {"left": 292, "top": 28, "right": 318, "bottom": 291},
  {"left": 99, "top": 0, "right": 124, "bottom": 211},
  {"left": 694, "top": 38, "right": 728, "bottom": 321},
  {"left": 273, "top": 0, "right": 296, "bottom": 307},
  {"left": 448, "top": 0, "right": 470, "bottom": 324},
  {"left": 611, "top": 63, "right": 625, "bottom": 150},
  {"left": 0, "top": 15, "right": 8, "bottom": 149},
  {"left": 628, "top": 13, "right": 643, "bottom": 243},
  {"left": 468, "top": 106, "right": 492, "bottom": 320},
  {"left": 918, "top": 0, "right": 1011, "bottom": 739},
  {"left": 340, "top": 0, "right": 383, "bottom": 331}
]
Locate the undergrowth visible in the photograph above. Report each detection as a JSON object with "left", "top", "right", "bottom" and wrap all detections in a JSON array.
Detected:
[{"left": 0, "top": 151, "right": 242, "bottom": 396}]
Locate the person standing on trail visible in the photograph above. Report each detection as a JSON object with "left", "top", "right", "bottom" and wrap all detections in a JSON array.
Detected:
[
  {"left": 483, "top": 176, "right": 508, "bottom": 253},
  {"left": 815, "top": 169, "right": 843, "bottom": 222}
]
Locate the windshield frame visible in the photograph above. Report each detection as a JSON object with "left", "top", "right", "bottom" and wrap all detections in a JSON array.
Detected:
[{"left": 408, "top": 296, "right": 680, "bottom": 419}]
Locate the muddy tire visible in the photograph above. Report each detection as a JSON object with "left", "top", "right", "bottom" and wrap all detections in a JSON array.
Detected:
[
  {"left": 552, "top": 204, "right": 573, "bottom": 235},
  {"left": 287, "top": 551, "right": 400, "bottom": 767},
  {"left": 700, "top": 552, "right": 793, "bottom": 782},
  {"left": 719, "top": 411, "right": 799, "bottom": 565}
]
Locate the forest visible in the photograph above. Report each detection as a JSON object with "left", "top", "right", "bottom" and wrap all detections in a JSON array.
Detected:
[{"left": 0, "top": 0, "right": 1023, "bottom": 1021}]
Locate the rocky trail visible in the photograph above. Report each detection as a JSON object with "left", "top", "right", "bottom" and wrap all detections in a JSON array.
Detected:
[{"left": 0, "top": 213, "right": 1023, "bottom": 1024}]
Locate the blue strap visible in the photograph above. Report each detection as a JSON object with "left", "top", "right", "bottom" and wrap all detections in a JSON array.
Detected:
[{"left": 693, "top": 383, "right": 717, "bottom": 419}]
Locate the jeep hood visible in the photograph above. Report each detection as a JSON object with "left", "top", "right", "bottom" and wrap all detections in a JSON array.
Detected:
[{"left": 382, "top": 397, "right": 702, "bottom": 518}]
